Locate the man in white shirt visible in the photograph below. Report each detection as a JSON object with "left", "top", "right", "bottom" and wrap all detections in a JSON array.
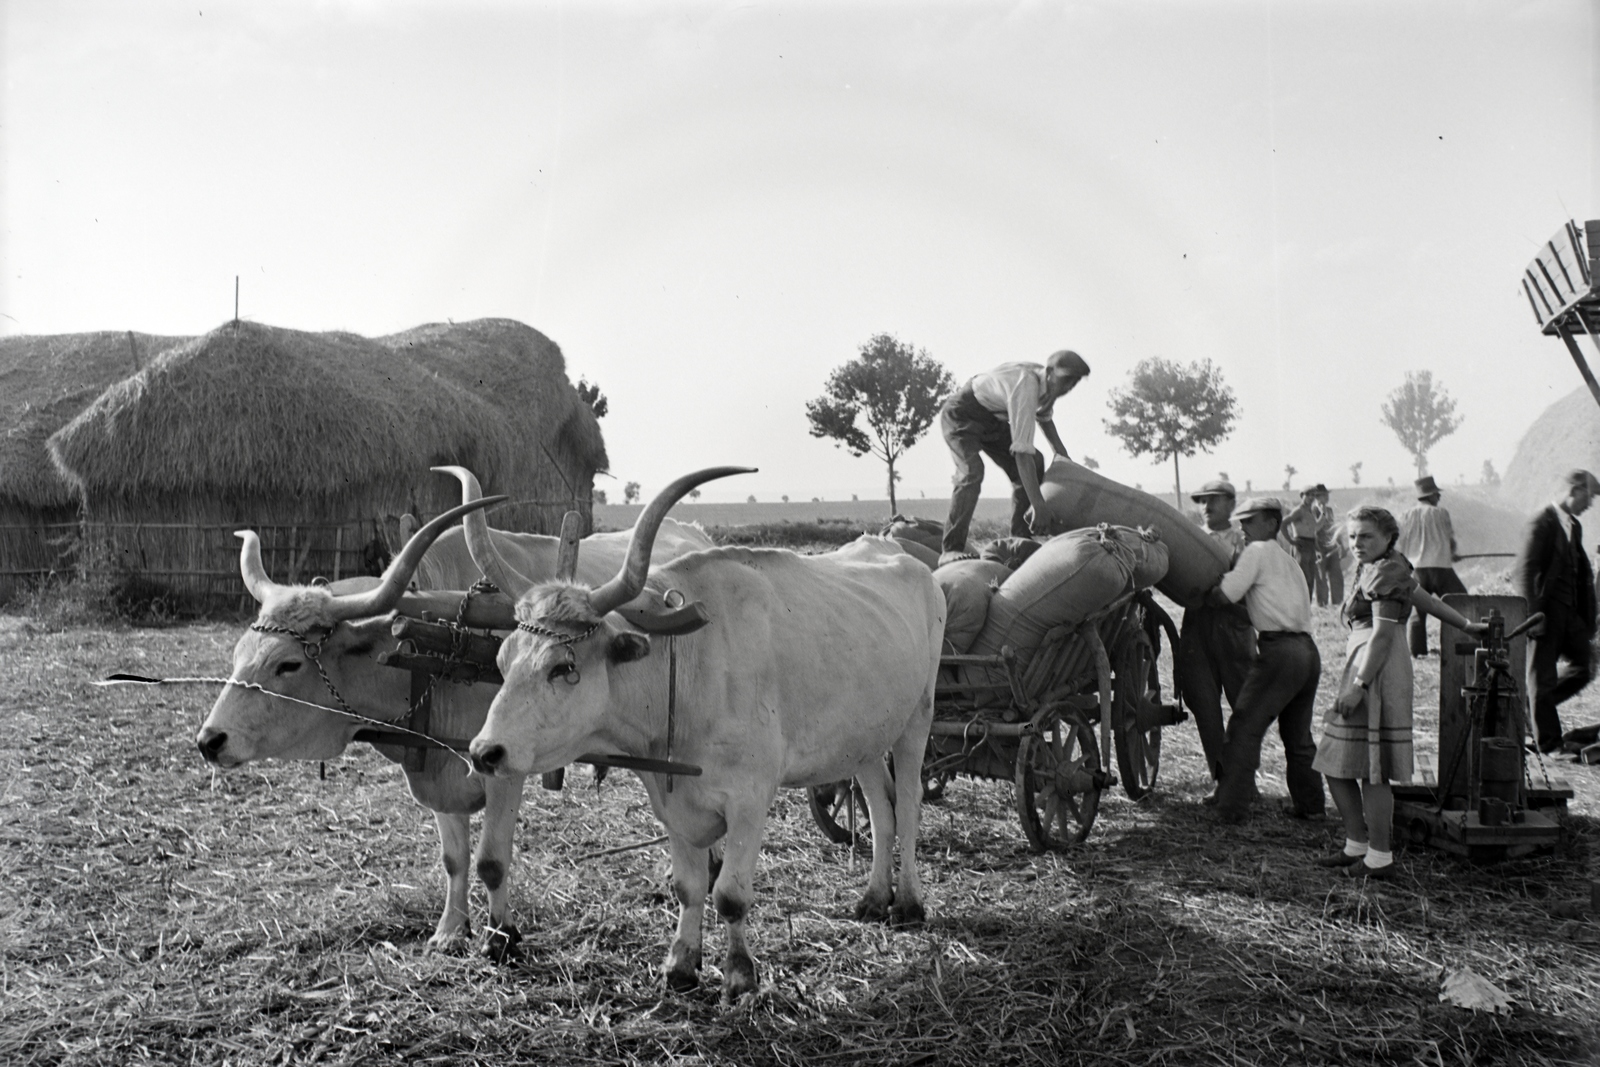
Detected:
[
  {"left": 1396, "top": 475, "right": 1466, "bottom": 656},
  {"left": 1204, "top": 497, "right": 1325, "bottom": 823},
  {"left": 938, "top": 350, "right": 1090, "bottom": 554},
  {"left": 1179, "top": 480, "right": 1254, "bottom": 786}
]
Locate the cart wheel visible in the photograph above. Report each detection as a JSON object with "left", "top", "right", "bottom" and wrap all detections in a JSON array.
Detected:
[
  {"left": 1112, "top": 630, "right": 1163, "bottom": 800},
  {"left": 1015, "top": 709, "right": 1101, "bottom": 850},
  {"left": 807, "top": 780, "right": 873, "bottom": 846}
]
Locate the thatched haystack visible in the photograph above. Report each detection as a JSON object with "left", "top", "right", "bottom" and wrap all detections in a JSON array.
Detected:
[
  {"left": 1503, "top": 385, "right": 1600, "bottom": 513},
  {"left": 47, "top": 318, "right": 607, "bottom": 608},
  {"left": 0, "top": 331, "right": 186, "bottom": 598}
]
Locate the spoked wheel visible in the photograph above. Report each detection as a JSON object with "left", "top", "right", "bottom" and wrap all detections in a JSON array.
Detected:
[
  {"left": 1112, "top": 630, "right": 1163, "bottom": 800},
  {"left": 807, "top": 780, "right": 873, "bottom": 846},
  {"left": 1015, "top": 709, "right": 1102, "bottom": 850}
]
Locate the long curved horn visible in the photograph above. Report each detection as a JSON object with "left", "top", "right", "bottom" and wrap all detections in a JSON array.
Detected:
[
  {"left": 589, "top": 466, "right": 754, "bottom": 616},
  {"left": 235, "top": 530, "right": 282, "bottom": 603},
  {"left": 328, "top": 495, "right": 507, "bottom": 621},
  {"left": 432, "top": 465, "right": 536, "bottom": 597}
]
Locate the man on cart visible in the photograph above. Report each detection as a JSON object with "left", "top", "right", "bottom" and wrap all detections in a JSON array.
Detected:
[{"left": 938, "top": 350, "right": 1090, "bottom": 556}]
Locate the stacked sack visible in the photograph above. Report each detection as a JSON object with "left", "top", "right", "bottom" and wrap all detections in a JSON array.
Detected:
[
  {"left": 963, "top": 525, "right": 1168, "bottom": 699},
  {"left": 882, "top": 515, "right": 943, "bottom": 569},
  {"left": 934, "top": 558, "right": 1014, "bottom": 654}
]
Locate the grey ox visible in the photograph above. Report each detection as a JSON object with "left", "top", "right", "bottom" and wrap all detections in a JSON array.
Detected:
[
  {"left": 195, "top": 468, "right": 714, "bottom": 957},
  {"left": 465, "top": 468, "right": 944, "bottom": 1000}
]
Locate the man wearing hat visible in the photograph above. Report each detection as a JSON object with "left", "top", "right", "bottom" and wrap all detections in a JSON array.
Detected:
[
  {"left": 1180, "top": 479, "right": 1255, "bottom": 786},
  {"left": 1514, "top": 469, "right": 1599, "bottom": 752},
  {"left": 938, "top": 350, "right": 1090, "bottom": 555},
  {"left": 1313, "top": 485, "right": 1346, "bottom": 606},
  {"left": 1397, "top": 475, "right": 1466, "bottom": 656},
  {"left": 1204, "top": 496, "right": 1324, "bottom": 822}
]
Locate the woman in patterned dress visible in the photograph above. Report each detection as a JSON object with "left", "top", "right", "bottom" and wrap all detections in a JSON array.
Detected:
[{"left": 1313, "top": 506, "right": 1484, "bottom": 879}]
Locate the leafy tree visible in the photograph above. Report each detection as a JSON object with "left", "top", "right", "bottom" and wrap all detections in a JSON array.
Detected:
[
  {"left": 806, "top": 333, "right": 954, "bottom": 514},
  {"left": 575, "top": 378, "right": 608, "bottom": 419},
  {"left": 1481, "top": 459, "right": 1501, "bottom": 487},
  {"left": 1082, "top": 455, "right": 1100, "bottom": 470},
  {"left": 1283, "top": 463, "right": 1297, "bottom": 491},
  {"left": 688, "top": 488, "right": 702, "bottom": 501},
  {"left": 624, "top": 481, "right": 641, "bottom": 505},
  {"left": 1349, "top": 461, "right": 1363, "bottom": 486},
  {"left": 781, "top": 494, "right": 790, "bottom": 503},
  {"left": 1104, "top": 357, "right": 1239, "bottom": 506},
  {"left": 1381, "top": 370, "right": 1461, "bottom": 477},
  {"left": 747, "top": 495, "right": 757, "bottom": 504},
  {"left": 592, "top": 488, "right": 608, "bottom": 506}
]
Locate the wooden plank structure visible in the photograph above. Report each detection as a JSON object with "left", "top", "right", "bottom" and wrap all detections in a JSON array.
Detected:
[{"left": 1522, "top": 219, "right": 1600, "bottom": 408}]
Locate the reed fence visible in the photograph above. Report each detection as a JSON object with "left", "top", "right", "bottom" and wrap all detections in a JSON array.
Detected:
[{"left": 0, "top": 499, "right": 586, "bottom": 612}]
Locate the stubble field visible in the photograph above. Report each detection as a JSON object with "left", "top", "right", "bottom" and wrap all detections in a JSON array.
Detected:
[{"left": 2, "top": 565, "right": 1598, "bottom": 1065}]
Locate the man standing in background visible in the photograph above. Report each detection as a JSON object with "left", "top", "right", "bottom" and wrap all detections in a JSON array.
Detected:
[
  {"left": 938, "top": 350, "right": 1090, "bottom": 555},
  {"left": 1397, "top": 475, "right": 1466, "bottom": 656},
  {"left": 1180, "top": 480, "right": 1255, "bottom": 794},
  {"left": 1515, "top": 470, "right": 1599, "bottom": 753},
  {"left": 1314, "top": 485, "right": 1345, "bottom": 606},
  {"left": 1280, "top": 487, "right": 1322, "bottom": 603}
]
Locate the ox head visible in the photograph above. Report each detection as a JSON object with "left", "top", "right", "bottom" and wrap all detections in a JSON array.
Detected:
[
  {"left": 468, "top": 467, "right": 751, "bottom": 777},
  {"left": 196, "top": 495, "right": 503, "bottom": 767}
]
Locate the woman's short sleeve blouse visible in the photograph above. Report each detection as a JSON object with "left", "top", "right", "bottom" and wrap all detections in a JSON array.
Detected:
[{"left": 1345, "top": 554, "right": 1417, "bottom": 626}]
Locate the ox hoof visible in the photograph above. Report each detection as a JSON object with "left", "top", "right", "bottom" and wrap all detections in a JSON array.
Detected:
[
  {"left": 665, "top": 966, "right": 700, "bottom": 993},
  {"left": 425, "top": 929, "right": 472, "bottom": 955},
  {"left": 721, "top": 952, "right": 759, "bottom": 1004},
  {"left": 482, "top": 923, "right": 523, "bottom": 964},
  {"left": 853, "top": 890, "right": 894, "bottom": 923},
  {"left": 890, "top": 899, "right": 926, "bottom": 928}
]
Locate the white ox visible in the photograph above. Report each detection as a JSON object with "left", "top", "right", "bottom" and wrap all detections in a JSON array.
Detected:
[
  {"left": 465, "top": 468, "right": 943, "bottom": 1000},
  {"left": 195, "top": 468, "right": 713, "bottom": 957}
]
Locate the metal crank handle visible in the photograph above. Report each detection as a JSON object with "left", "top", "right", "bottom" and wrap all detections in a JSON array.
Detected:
[{"left": 1506, "top": 613, "right": 1545, "bottom": 640}]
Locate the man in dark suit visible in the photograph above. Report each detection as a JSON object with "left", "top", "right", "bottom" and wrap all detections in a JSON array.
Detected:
[{"left": 1514, "top": 469, "right": 1599, "bottom": 753}]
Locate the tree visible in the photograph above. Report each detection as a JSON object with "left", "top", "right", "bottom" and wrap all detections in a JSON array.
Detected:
[
  {"left": 781, "top": 494, "right": 790, "bottom": 503},
  {"left": 1481, "top": 459, "right": 1500, "bottom": 487},
  {"left": 806, "top": 333, "right": 954, "bottom": 514},
  {"left": 1381, "top": 370, "right": 1462, "bottom": 477},
  {"left": 592, "top": 488, "right": 608, "bottom": 506},
  {"left": 1349, "top": 461, "right": 1363, "bottom": 486},
  {"left": 1283, "top": 464, "right": 1297, "bottom": 491},
  {"left": 575, "top": 378, "right": 608, "bottom": 419},
  {"left": 1082, "top": 455, "right": 1100, "bottom": 470},
  {"left": 688, "top": 488, "right": 701, "bottom": 501},
  {"left": 624, "top": 481, "right": 641, "bottom": 505},
  {"left": 1104, "top": 357, "right": 1239, "bottom": 506}
]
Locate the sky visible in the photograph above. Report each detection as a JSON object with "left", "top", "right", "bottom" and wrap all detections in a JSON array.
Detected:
[{"left": 3, "top": 0, "right": 1598, "bottom": 504}]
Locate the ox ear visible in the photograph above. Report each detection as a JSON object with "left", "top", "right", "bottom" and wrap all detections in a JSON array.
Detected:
[{"left": 608, "top": 632, "right": 652, "bottom": 664}]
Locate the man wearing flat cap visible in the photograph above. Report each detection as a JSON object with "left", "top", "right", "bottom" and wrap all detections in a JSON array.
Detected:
[
  {"left": 1514, "top": 469, "right": 1600, "bottom": 752},
  {"left": 939, "top": 349, "right": 1089, "bottom": 555},
  {"left": 1204, "top": 496, "right": 1324, "bottom": 821},
  {"left": 1396, "top": 475, "right": 1466, "bottom": 656},
  {"left": 1312, "top": 485, "right": 1346, "bottom": 606},
  {"left": 1283, "top": 486, "right": 1324, "bottom": 603},
  {"left": 1179, "top": 479, "right": 1255, "bottom": 787}
]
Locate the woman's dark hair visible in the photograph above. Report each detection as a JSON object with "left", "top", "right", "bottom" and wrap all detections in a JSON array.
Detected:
[{"left": 1346, "top": 505, "right": 1399, "bottom": 552}]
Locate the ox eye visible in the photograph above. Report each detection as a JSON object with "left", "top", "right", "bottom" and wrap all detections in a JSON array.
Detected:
[
  {"left": 275, "top": 661, "right": 303, "bottom": 676},
  {"left": 547, "top": 663, "right": 580, "bottom": 685}
]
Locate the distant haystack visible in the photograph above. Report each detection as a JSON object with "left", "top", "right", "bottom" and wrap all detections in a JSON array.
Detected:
[
  {"left": 0, "top": 331, "right": 187, "bottom": 598},
  {"left": 47, "top": 318, "right": 606, "bottom": 607},
  {"left": 1503, "top": 386, "right": 1600, "bottom": 513}
]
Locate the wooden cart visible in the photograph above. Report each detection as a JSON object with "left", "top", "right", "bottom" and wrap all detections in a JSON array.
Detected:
[{"left": 808, "top": 589, "right": 1183, "bottom": 852}]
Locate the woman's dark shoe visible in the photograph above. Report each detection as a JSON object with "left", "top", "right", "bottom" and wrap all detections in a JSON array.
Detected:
[
  {"left": 1315, "top": 850, "right": 1367, "bottom": 867},
  {"left": 1342, "top": 860, "right": 1395, "bottom": 880}
]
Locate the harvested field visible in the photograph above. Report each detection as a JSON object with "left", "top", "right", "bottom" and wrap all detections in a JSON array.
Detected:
[{"left": 2, "top": 596, "right": 1597, "bottom": 1066}]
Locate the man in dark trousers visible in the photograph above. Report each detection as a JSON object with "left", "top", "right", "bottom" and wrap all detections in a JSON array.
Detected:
[
  {"left": 1205, "top": 497, "right": 1324, "bottom": 822},
  {"left": 1397, "top": 475, "right": 1467, "bottom": 656},
  {"left": 1179, "top": 480, "right": 1255, "bottom": 793},
  {"left": 939, "top": 350, "right": 1090, "bottom": 555},
  {"left": 1515, "top": 469, "right": 1599, "bottom": 753}
]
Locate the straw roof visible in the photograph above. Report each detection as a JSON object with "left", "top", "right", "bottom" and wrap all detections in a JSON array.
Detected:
[
  {"left": 1502, "top": 385, "right": 1600, "bottom": 513},
  {"left": 47, "top": 318, "right": 606, "bottom": 517},
  {"left": 0, "top": 331, "right": 186, "bottom": 511}
]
